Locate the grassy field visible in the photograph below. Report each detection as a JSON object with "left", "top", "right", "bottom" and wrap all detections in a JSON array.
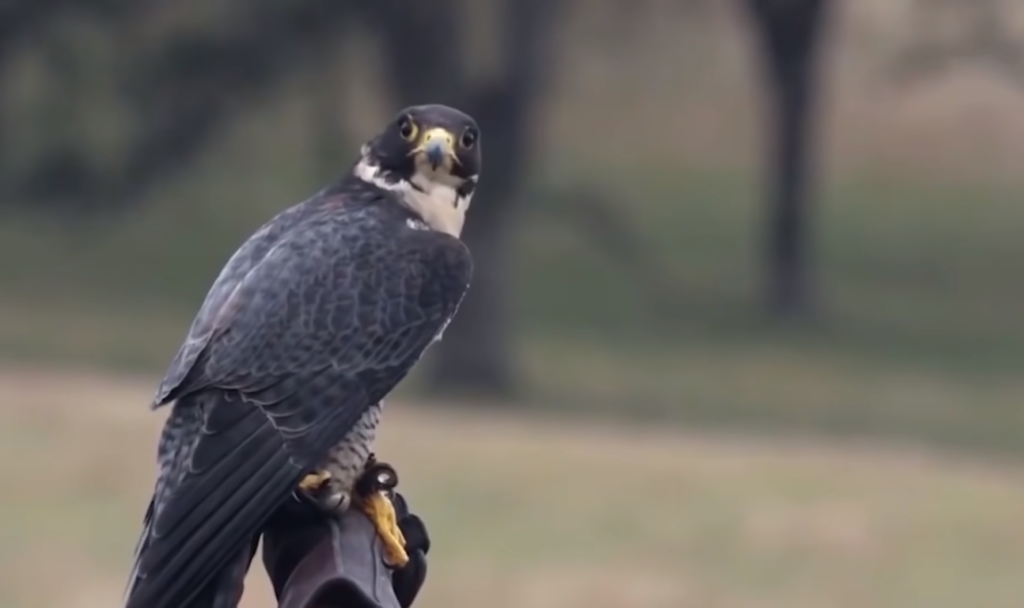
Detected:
[
  {"left": 2, "top": 367, "right": 1024, "bottom": 608},
  {"left": 3, "top": 171, "right": 1024, "bottom": 455}
]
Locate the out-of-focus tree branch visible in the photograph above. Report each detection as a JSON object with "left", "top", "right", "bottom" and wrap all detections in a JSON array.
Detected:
[
  {"left": 7, "top": 1, "right": 356, "bottom": 212},
  {"left": 0, "top": 0, "right": 134, "bottom": 207},
  {"left": 0, "top": 0, "right": 88, "bottom": 61},
  {"left": 889, "top": 0, "right": 1024, "bottom": 88},
  {"left": 109, "top": 1, "right": 354, "bottom": 207},
  {"left": 544, "top": 186, "right": 685, "bottom": 316}
]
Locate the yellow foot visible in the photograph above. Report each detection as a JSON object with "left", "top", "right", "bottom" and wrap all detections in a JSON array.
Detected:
[
  {"left": 298, "top": 470, "right": 332, "bottom": 492},
  {"left": 359, "top": 491, "right": 409, "bottom": 568}
]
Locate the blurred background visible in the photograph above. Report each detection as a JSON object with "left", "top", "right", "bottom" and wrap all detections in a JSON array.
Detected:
[{"left": 3, "top": 0, "right": 1024, "bottom": 606}]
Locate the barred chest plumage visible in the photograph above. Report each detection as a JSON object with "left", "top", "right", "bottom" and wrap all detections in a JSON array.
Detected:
[{"left": 318, "top": 402, "right": 383, "bottom": 509}]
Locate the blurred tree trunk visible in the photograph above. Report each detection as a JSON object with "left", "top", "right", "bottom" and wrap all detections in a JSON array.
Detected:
[
  {"left": 744, "top": 0, "right": 831, "bottom": 318},
  {"left": 360, "top": 0, "right": 561, "bottom": 399}
]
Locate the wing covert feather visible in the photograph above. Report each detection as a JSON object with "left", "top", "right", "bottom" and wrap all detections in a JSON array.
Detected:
[
  {"left": 185, "top": 218, "right": 473, "bottom": 402},
  {"left": 154, "top": 201, "right": 314, "bottom": 406}
]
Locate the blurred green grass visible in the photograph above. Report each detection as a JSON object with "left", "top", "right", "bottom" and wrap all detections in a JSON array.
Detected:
[
  {"left": 1, "top": 158, "right": 1023, "bottom": 452},
  {"left": 6, "top": 167, "right": 1024, "bottom": 370}
]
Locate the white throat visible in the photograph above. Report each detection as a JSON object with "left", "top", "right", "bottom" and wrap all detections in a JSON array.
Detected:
[{"left": 354, "top": 156, "right": 473, "bottom": 238}]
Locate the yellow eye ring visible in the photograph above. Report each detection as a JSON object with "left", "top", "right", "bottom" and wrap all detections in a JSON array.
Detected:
[{"left": 398, "top": 116, "right": 418, "bottom": 142}]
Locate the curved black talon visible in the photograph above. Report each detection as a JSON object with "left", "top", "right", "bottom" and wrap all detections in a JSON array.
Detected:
[{"left": 356, "top": 460, "right": 399, "bottom": 497}]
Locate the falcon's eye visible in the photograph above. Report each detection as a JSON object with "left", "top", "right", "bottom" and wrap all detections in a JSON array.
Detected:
[
  {"left": 398, "top": 116, "right": 418, "bottom": 142},
  {"left": 460, "top": 127, "right": 478, "bottom": 149}
]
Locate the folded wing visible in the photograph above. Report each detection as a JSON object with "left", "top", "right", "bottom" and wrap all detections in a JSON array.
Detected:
[{"left": 125, "top": 219, "right": 472, "bottom": 608}]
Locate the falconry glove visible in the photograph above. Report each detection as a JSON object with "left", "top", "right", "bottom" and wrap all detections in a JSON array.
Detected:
[{"left": 262, "top": 490, "right": 430, "bottom": 608}]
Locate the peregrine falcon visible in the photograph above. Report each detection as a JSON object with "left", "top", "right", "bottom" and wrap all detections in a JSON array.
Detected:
[{"left": 123, "top": 104, "right": 481, "bottom": 608}]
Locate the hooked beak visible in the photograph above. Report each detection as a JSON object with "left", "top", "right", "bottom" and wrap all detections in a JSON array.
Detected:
[{"left": 412, "top": 127, "right": 457, "bottom": 171}]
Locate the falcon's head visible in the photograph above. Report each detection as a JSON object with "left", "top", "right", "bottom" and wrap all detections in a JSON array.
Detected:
[{"left": 354, "top": 104, "right": 481, "bottom": 237}]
